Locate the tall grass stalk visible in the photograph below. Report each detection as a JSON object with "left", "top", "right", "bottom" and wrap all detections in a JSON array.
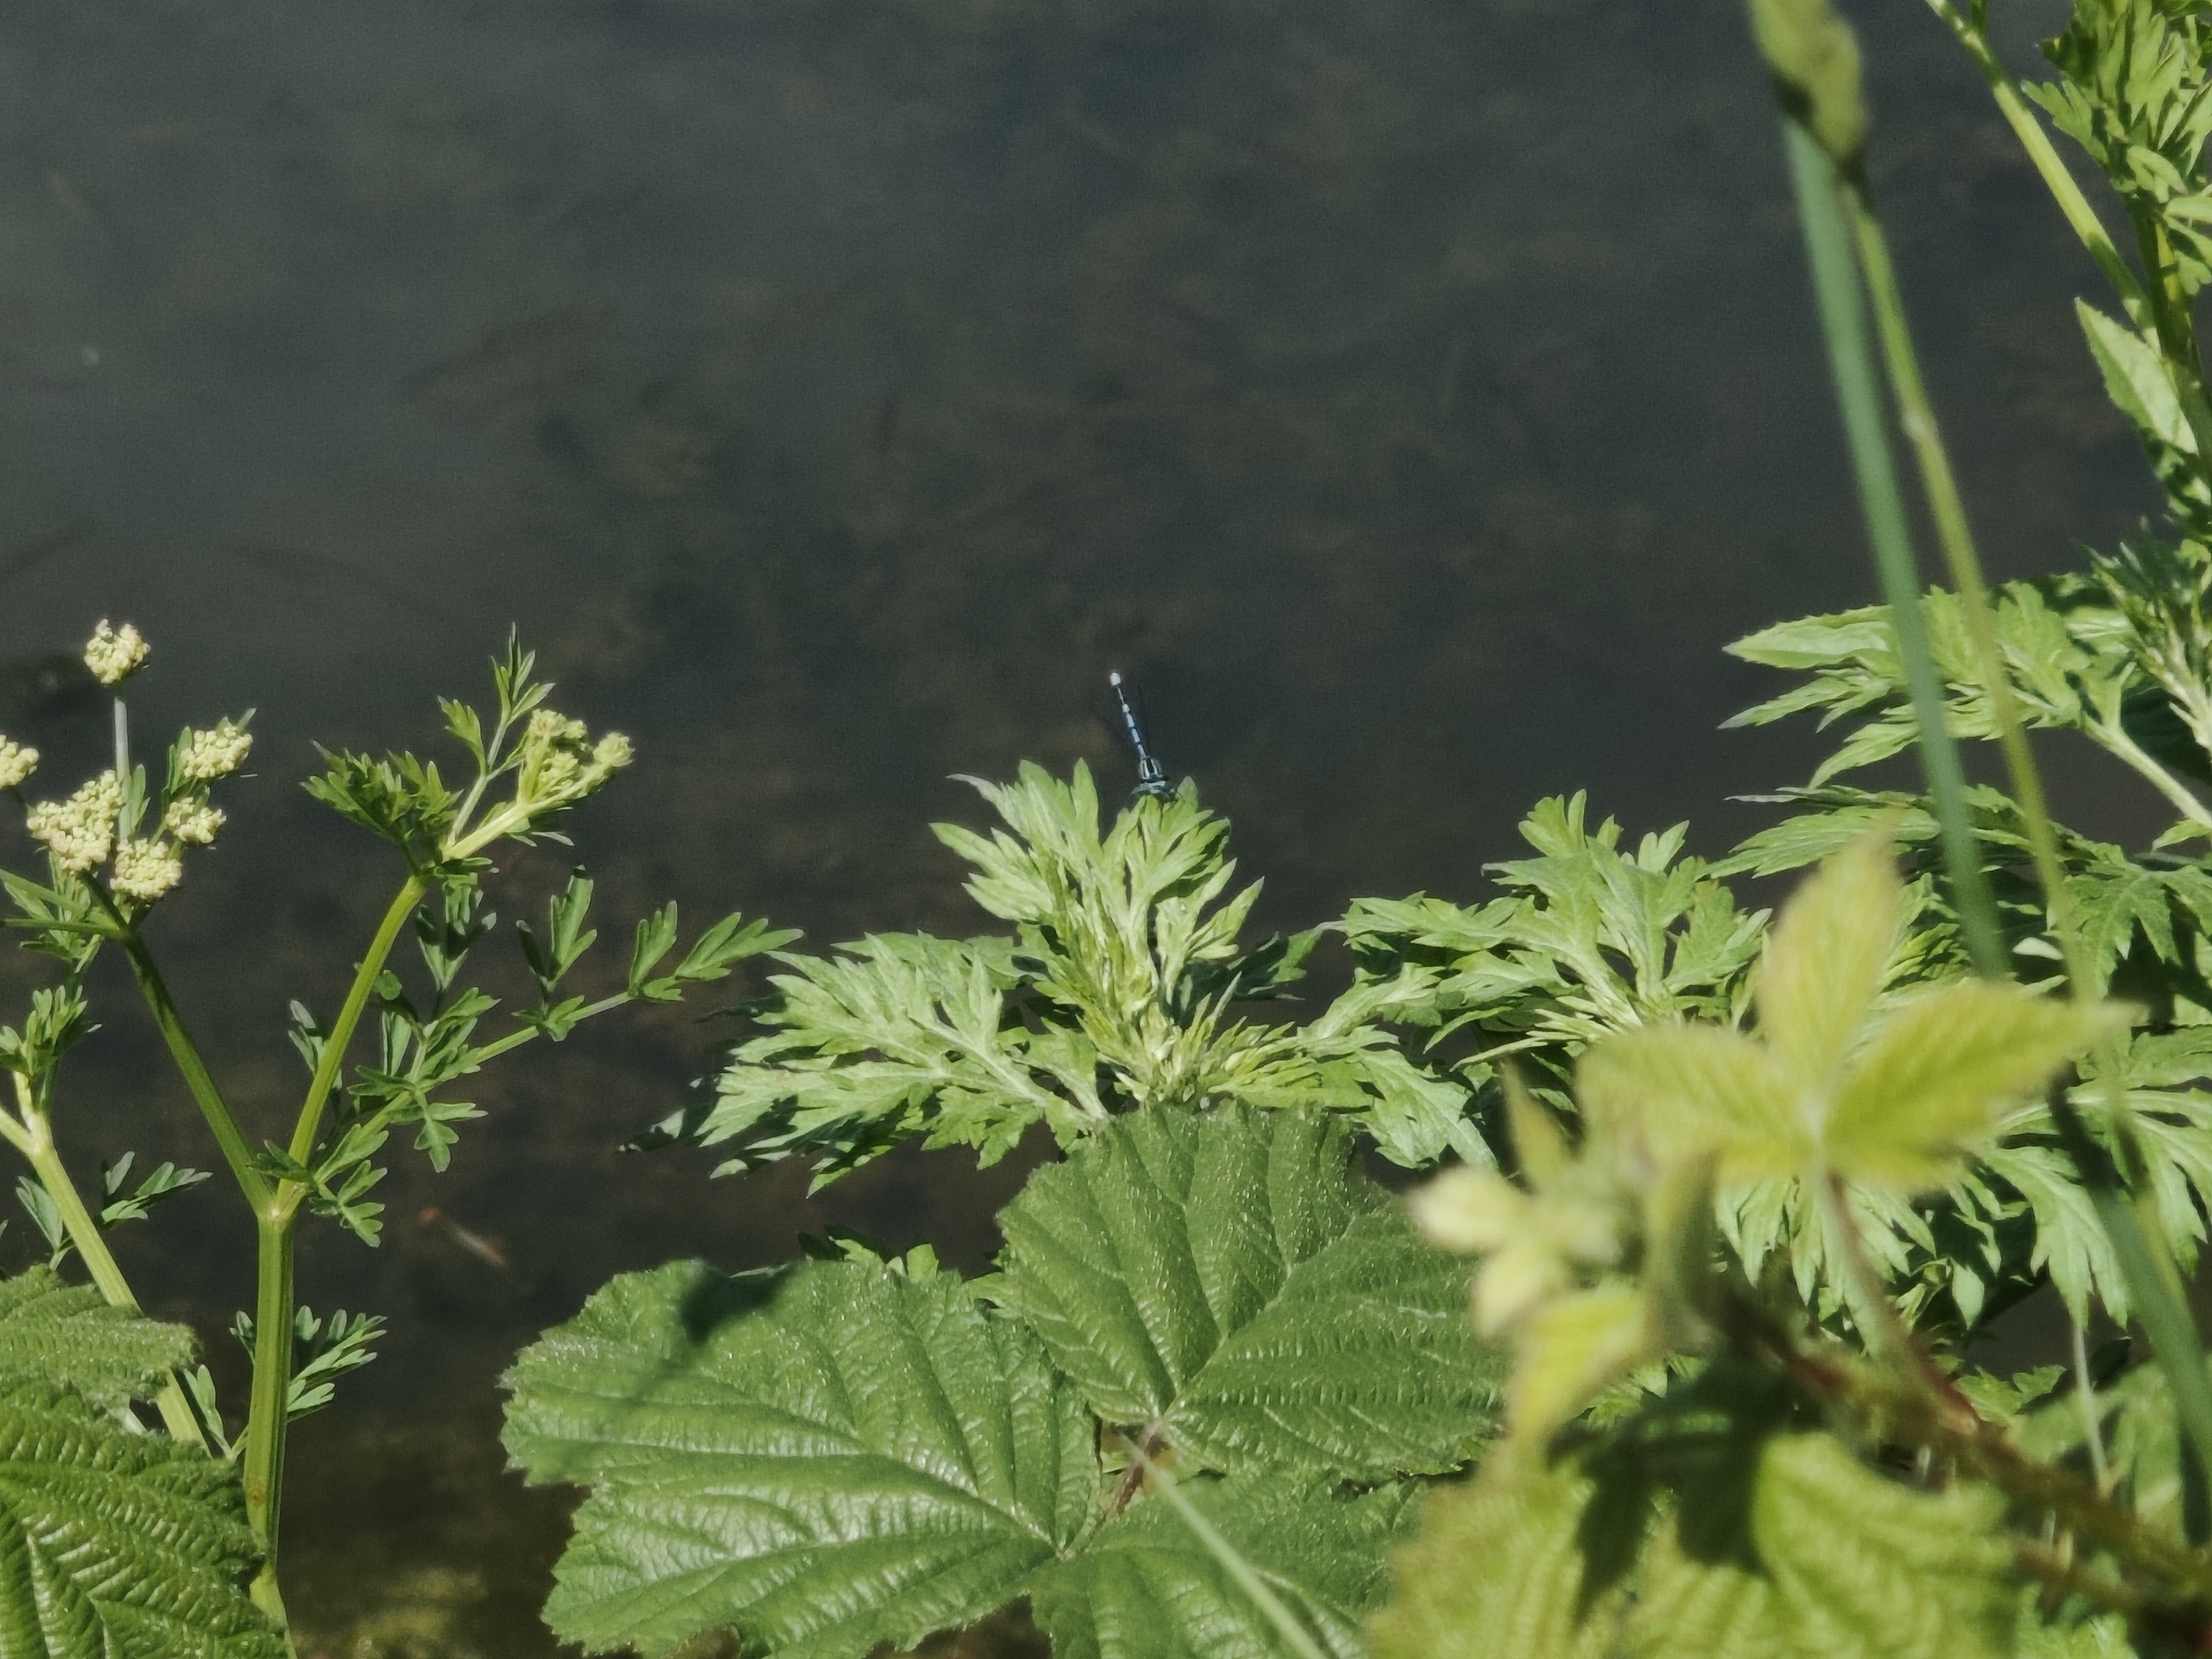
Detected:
[
  {"left": 1776, "top": 118, "right": 2004, "bottom": 974},
  {"left": 1777, "top": 60, "right": 2212, "bottom": 1509}
]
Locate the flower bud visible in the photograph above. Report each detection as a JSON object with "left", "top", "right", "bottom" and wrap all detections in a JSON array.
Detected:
[
  {"left": 25, "top": 771, "right": 122, "bottom": 873},
  {"left": 83, "top": 620, "right": 150, "bottom": 686},
  {"left": 0, "top": 738, "right": 38, "bottom": 790},
  {"left": 179, "top": 718, "right": 253, "bottom": 782},
  {"left": 111, "top": 838, "right": 183, "bottom": 902},
  {"left": 164, "top": 794, "right": 225, "bottom": 846}
]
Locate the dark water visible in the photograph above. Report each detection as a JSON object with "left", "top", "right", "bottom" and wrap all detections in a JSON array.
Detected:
[{"left": 0, "top": 0, "right": 2170, "bottom": 1649}]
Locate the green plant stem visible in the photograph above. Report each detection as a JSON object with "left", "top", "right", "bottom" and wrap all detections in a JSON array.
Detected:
[
  {"left": 243, "top": 1217, "right": 293, "bottom": 1634},
  {"left": 1840, "top": 153, "right": 2212, "bottom": 1529},
  {"left": 1841, "top": 185, "right": 2079, "bottom": 961},
  {"left": 1125, "top": 1443, "right": 1329, "bottom": 1659},
  {"left": 1779, "top": 119, "right": 2006, "bottom": 975},
  {"left": 0, "top": 1077, "right": 208, "bottom": 1450},
  {"left": 287, "top": 873, "right": 428, "bottom": 1172},
  {"left": 112, "top": 926, "right": 271, "bottom": 1211},
  {"left": 2090, "top": 719, "right": 2212, "bottom": 832},
  {"left": 1919, "top": 1, "right": 2150, "bottom": 326},
  {"left": 1721, "top": 1284, "right": 2212, "bottom": 1613},
  {"left": 234, "top": 869, "right": 435, "bottom": 1633}
]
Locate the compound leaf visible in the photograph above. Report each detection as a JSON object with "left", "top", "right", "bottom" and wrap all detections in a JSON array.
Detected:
[
  {"left": 504, "top": 1257, "right": 1097, "bottom": 1659},
  {"left": 1029, "top": 1473, "right": 1417, "bottom": 1659},
  {"left": 994, "top": 1105, "right": 1499, "bottom": 1481}
]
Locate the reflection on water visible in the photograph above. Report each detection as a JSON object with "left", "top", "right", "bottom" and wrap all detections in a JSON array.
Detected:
[{"left": 0, "top": 0, "right": 2163, "bottom": 1646}]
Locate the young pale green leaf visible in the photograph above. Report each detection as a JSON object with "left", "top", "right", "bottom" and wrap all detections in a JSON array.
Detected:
[
  {"left": 1506, "top": 1284, "right": 1651, "bottom": 1448},
  {"left": 1576, "top": 1026, "right": 1802, "bottom": 1180},
  {"left": 1825, "top": 984, "right": 2130, "bottom": 1190},
  {"left": 504, "top": 1257, "right": 1097, "bottom": 1659},
  {"left": 1753, "top": 824, "right": 1899, "bottom": 1093},
  {"left": 1369, "top": 1464, "right": 1626, "bottom": 1659},
  {"left": 0, "top": 1384, "right": 285, "bottom": 1657},
  {"left": 1029, "top": 1473, "right": 1417, "bottom": 1659},
  {"left": 993, "top": 1105, "right": 1499, "bottom": 1481},
  {"left": 1739, "top": 1433, "right": 2011, "bottom": 1659},
  {"left": 0, "top": 1266, "right": 195, "bottom": 1410},
  {"left": 1621, "top": 1517, "right": 1783, "bottom": 1659}
]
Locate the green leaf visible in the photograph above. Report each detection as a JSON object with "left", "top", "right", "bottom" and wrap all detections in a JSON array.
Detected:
[
  {"left": 0, "top": 1266, "right": 195, "bottom": 1410},
  {"left": 2078, "top": 301, "right": 2195, "bottom": 456},
  {"left": 1370, "top": 1464, "right": 1627, "bottom": 1659},
  {"left": 1733, "top": 1433, "right": 2010, "bottom": 1659},
  {"left": 1029, "top": 1473, "right": 1417, "bottom": 1659},
  {"left": 1508, "top": 1284, "right": 1652, "bottom": 1447},
  {"left": 0, "top": 1385, "right": 285, "bottom": 1658},
  {"left": 1826, "top": 984, "right": 2129, "bottom": 1191},
  {"left": 1753, "top": 824, "right": 1899, "bottom": 1092},
  {"left": 1340, "top": 796, "right": 1765, "bottom": 1122},
  {"left": 1576, "top": 1026, "right": 1801, "bottom": 1180},
  {"left": 993, "top": 1105, "right": 1499, "bottom": 1480},
  {"left": 503, "top": 1257, "right": 1097, "bottom": 1659},
  {"left": 1747, "top": 0, "right": 1868, "bottom": 163}
]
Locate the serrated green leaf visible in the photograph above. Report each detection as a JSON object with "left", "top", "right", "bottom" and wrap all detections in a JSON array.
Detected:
[
  {"left": 1827, "top": 985, "right": 2129, "bottom": 1189},
  {"left": 994, "top": 1105, "right": 1498, "bottom": 1480},
  {"left": 0, "top": 1385, "right": 283, "bottom": 1657},
  {"left": 2080, "top": 301, "right": 2196, "bottom": 456},
  {"left": 1576, "top": 1026, "right": 1801, "bottom": 1179},
  {"left": 1509, "top": 1284, "right": 1652, "bottom": 1447},
  {"left": 1029, "top": 1473, "right": 1417, "bottom": 1659},
  {"left": 1741, "top": 1433, "right": 2010, "bottom": 1659},
  {"left": 1370, "top": 1464, "right": 1626, "bottom": 1659},
  {"left": 1754, "top": 824, "right": 1899, "bottom": 1091},
  {"left": 0, "top": 1267, "right": 195, "bottom": 1411},
  {"left": 504, "top": 1258, "right": 1096, "bottom": 1659}
]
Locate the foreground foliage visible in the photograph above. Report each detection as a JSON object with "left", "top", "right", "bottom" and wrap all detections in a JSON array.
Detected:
[{"left": 501, "top": 0, "right": 2212, "bottom": 1655}]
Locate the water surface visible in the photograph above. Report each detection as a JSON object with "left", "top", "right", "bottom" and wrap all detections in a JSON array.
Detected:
[{"left": 0, "top": 0, "right": 2164, "bottom": 1648}]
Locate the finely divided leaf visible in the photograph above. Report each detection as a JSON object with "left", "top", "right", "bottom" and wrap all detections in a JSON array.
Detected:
[
  {"left": 994, "top": 1105, "right": 1499, "bottom": 1479},
  {"left": 504, "top": 1258, "right": 1097, "bottom": 1659},
  {"left": 0, "top": 1266, "right": 195, "bottom": 1410},
  {"left": 0, "top": 1385, "right": 285, "bottom": 1658},
  {"left": 1029, "top": 1474, "right": 1417, "bottom": 1659}
]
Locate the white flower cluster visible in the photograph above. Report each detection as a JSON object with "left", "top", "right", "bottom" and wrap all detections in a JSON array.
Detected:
[
  {"left": 164, "top": 794, "right": 225, "bottom": 846},
  {"left": 0, "top": 738, "right": 38, "bottom": 790},
  {"left": 111, "top": 838, "right": 183, "bottom": 902},
  {"left": 83, "top": 620, "right": 150, "bottom": 686},
  {"left": 179, "top": 718, "right": 252, "bottom": 782},
  {"left": 25, "top": 771, "right": 122, "bottom": 873}
]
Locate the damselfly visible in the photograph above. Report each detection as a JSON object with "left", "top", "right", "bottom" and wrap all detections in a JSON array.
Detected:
[{"left": 1108, "top": 671, "right": 1171, "bottom": 800}]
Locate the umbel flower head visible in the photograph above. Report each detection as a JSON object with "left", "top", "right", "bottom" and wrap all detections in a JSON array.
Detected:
[
  {"left": 0, "top": 738, "right": 38, "bottom": 791},
  {"left": 111, "top": 838, "right": 183, "bottom": 902},
  {"left": 178, "top": 718, "right": 252, "bottom": 782},
  {"left": 164, "top": 794, "right": 224, "bottom": 846},
  {"left": 83, "top": 620, "right": 149, "bottom": 686},
  {"left": 25, "top": 771, "right": 122, "bottom": 873}
]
